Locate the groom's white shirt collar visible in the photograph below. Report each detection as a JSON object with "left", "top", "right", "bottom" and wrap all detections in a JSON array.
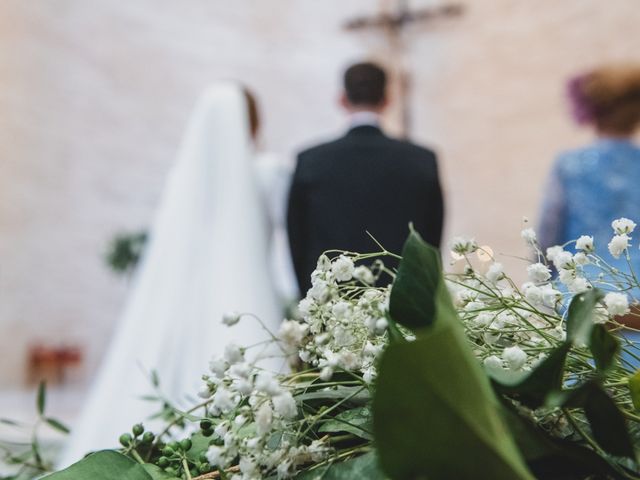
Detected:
[{"left": 348, "top": 111, "right": 381, "bottom": 129}]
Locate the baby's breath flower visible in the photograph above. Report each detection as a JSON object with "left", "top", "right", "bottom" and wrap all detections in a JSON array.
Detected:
[
  {"left": 272, "top": 392, "right": 297, "bottom": 419},
  {"left": 573, "top": 252, "right": 589, "bottom": 266},
  {"left": 319, "top": 367, "right": 333, "bottom": 381},
  {"left": 604, "top": 292, "right": 630, "bottom": 316},
  {"left": 527, "top": 263, "right": 551, "bottom": 283},
  {"left": 309, "top": 279, "right": 330, "bottom": 303},
  {"left": 209, "top": 357, "right": 228, "bottom": 377},
  {"left": 450, "top": 236, "right": 478, "bottom": 255},
  {"left": 575, "top": 235, "right": 594, "bottom": 253},
  {"left": 485, "top": 262, "right": 504, "bottom": 283},
  {"left": 353, "top": 265, "right": 375, "bottom": 285},
  {"left": 608, "top": 234, "right": 630, "bottom": 259},
  {"left": 331, "top": 255, "right": 355, "bottom": 282},
  {"left": 255, "top": 402, "right": 273, "bottom": 437},
  {"left": 483, "top": 355, "right": 503, "bottom": 370},
  {"left": 612, "top": 217, "right": 637, "bottom": 235},
  {"left": 553, "top": 251, "right": 574, "bottom": 270},
  {"left": 545, "top": 245, "right": 564, "bottom": 262},
  {"left": 502, "top": 346, "right": 527, "bottom": 371},
  {"left": 224, "top": 343, "right": 244, "bottom": 365},
  {"left": 222, "top": 311, "right": 241, "bottom": 326},
  {"left": 521, "top": 228, "right": 537, "bottom": 245},
  {"left": 206, "top": 445, "right": 226, "bottom": 467},
  {"left": 213, "top": 387, "right": 237, "bottom": 414}
]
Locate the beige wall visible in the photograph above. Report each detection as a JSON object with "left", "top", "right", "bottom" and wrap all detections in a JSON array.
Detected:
[{"left": 0, "top": 0, "right": 638, "bottom": 386}]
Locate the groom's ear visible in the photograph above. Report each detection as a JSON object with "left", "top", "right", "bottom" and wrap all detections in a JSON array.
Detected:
[{"left": 339, "top": 92, "right": 352, "bottom": 112}]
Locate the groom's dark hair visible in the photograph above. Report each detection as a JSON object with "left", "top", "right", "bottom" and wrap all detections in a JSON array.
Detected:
[{"left": 344, "top": 62, "right": 387, "bottom": 106}]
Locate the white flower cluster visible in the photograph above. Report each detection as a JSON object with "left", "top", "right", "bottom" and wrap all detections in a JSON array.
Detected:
[
  {"left": 453, "top": 224, "right": 640, "bottom": 376},
  {"left": 283, "top": 254, "right": 388, "bottom": 384},
  {"left": 201, "top": 346, "right": 329, "bottom": 479},
  {"left": 608, "top": 217, "right": 636, "bottom": 258}
]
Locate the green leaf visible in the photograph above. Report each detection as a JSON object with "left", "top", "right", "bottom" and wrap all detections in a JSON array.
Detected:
[
  {"left": 44, "top": 417, "right": 71, "bottom": 434},
  {"left": 36, "top": 381, "right": 46, "bottom": 416},
  {"left": 374, "top": 332, "right": 534, "bottom": 480},
  {"left": 294, "top": 452, "right": 386, "bottom": 479},
  {"left": 550, "top": 382, "right": 635, "bottom": 459},
  {"left": 589, "top": 324, "right": 620, "bottom": 371},
  {"left": 628, "top": 369, "right": 640, "bottom": 410},
  {"left": 141, "top": 464, "right": 180, "bottom": 480},
  {"left": 296, "top": 386, "right": 369, "bottom": 404},
  {"left": 42, "top": 451, "right": 154, "bottom": 480},
  {"left": 565, "top": 290, "right": 604, "bottom": 346},
  {"left": 376, "top": 232, "right": 533, "bottom": 479},
  {"left": 490, "top": 343, "right": 570, "bottom": 408},
  {"left": 500, "top": 401, "right": 621, "bottom": 479},
  {"left": 389, "top": 230, "right": 455, "bottom": 331},
  {"left": 318, "top": 407, "right": 373, "bottom": 440}
]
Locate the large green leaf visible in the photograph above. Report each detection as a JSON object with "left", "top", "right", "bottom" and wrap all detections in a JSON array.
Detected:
[
  {"left": 42, "top": 451, "right": 153, "bottom": 480},
  {"left": 295, "top": 452, "right": 386, "bottom": 479},
  {"left": 374, "top": 332, "right": 534, "bottom": 480},
  {"left": 376, "top": 232, "right": 533, "bottom": 479}
]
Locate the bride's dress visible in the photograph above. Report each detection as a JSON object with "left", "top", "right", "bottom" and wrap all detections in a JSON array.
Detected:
[{"left": 58, "top": 84, "right": 288, "bottom": 467}]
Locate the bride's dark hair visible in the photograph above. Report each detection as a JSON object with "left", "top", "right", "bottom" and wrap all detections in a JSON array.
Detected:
[{"left": 243, "top": 88, "right": 260, "bottom": 140}]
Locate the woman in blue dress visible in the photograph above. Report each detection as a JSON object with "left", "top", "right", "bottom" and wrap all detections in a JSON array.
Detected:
[{"left": 538, "top": 65, "right": 640, "bottom": 369}]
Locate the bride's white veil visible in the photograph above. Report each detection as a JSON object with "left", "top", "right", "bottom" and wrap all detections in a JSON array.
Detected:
[{"left": 58, "top": 83, "right": 282, "bottom": 466}]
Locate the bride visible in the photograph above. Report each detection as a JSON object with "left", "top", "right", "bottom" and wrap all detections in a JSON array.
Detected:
[{"left": 58, "top": 83, "right": 292, "bottom": 467}]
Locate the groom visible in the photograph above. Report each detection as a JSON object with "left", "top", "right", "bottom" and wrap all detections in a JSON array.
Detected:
[{"left": 287, "top": 61, "right": 444, "bottom": 296}]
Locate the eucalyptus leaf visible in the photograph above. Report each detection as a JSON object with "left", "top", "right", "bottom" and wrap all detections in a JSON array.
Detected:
[
  {"left": 294, "top": 452, "right": 386, "bottom": 479},
  {"left": 42, "top": 451, "right": 154, "bottom": 480}
]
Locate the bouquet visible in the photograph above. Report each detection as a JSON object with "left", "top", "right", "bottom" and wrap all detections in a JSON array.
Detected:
[{"left": 6, "top": 219, "right": 640, "bottom": 479}]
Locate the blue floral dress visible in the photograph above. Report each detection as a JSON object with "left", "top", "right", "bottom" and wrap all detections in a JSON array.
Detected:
[{"left": 538, "top": 138, "right": 640, "bottom": 369}]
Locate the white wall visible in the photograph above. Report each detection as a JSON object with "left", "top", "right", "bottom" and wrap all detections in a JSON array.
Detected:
[{"left": 0, "top": 0, "right": 639, "bottom": 386}]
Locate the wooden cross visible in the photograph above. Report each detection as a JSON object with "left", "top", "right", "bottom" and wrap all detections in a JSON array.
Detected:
[{"left": 344, "top": 0, "right": 464, "bottom": 137}]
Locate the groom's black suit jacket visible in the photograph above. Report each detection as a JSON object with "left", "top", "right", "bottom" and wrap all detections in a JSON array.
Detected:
[{"left": 287, "top": 125, "right": 444, "bottom": 296}]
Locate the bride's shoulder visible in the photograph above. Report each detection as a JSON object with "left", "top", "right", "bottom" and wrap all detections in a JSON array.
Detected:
[{"left": 254, "top": 152, "right": 293, "bottom": 176}]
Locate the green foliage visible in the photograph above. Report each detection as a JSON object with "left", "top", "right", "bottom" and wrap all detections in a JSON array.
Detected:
[
  {"left": 105, "top": 230, "right": 147, "bottom": 275},
  {"left": 375, "top": 231, "right": 534, "bottom": 480},
  {"left": 318, "top": 407, "right": 373, "bottom": 440},
  {"left": 294, "top": 452, "right": 386, "bottom": 479},
  {"left": 42, "top": 451, "right": 178, "bottom": 480},
  {"left": 376, "top": 230, "right": 640, "bottom": 479},
  {"left": 0, "top": 382, "right": 70, "bottom": 479}
]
